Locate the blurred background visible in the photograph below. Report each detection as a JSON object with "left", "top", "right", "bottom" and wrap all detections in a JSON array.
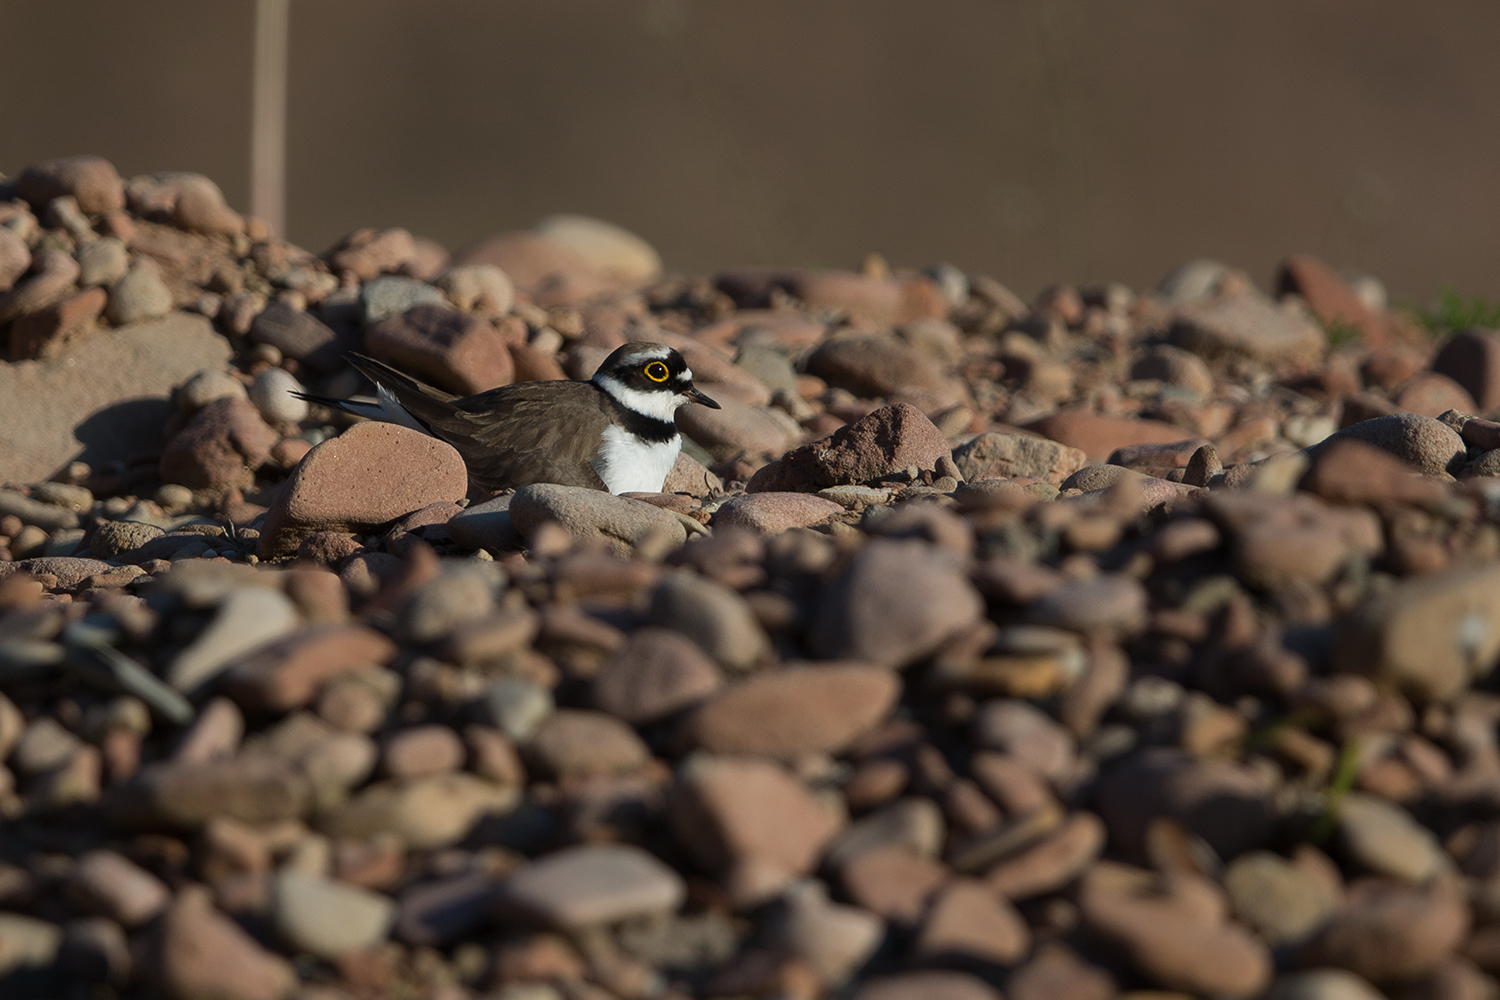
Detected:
[{"left": 1, "top": 0, "right": 1495, "bottom": 303}]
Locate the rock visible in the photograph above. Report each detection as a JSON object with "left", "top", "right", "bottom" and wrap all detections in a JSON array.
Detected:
[
  {"left": 670, "top": 755, "right": 842, "bottom": 907},
  {"left": 972, "top": 700, "right": 1076, "bottom": 783},
  {"left": 437, "top": 263, "right": 514, "bottom": 313},
  {"left": 823, "top": 797, "right": 946, "bottom": 872},
  {"left": 76, "top": 236, "right": 129, "bottom": 287},
  {"left": 223, "top": 625, "right": 398, "bottom": 711},
  {"left": 1396, "top": 372, "right": 1477, "bottom": 418},
  {"left": 167, "top": 585, "right": 300, "bottom": 695},
  {"left": 439, "top": 607, "right": 539, "bottom": 664},
  {"left": 0, "top": 247, "right": 79, "bottom": 324},
  {"left": 108, "top": 755, "right": 311, "bottom": 829},
  {"left": 749, "top": 403, "right": 951, "bottom": 493},
  {"left": 67, "top": 849, "right": 172, "bottom": 927},
  {"left": 0, "top": 555, "right": 115, "bottom": 587},
  {"left": 160, "top": 395, "right": 280, "bottom": 490},
  {"left": 851, "top": 971, "right": 1002, "bottom": 1000},
  {"left": 318, "top": 773, "right": 519, "bottom": 849},
  {"left": 807, "top": 335, "right": 961, "bottom": 404},
  {"left": 446, "top": 494, "right": 522, "bottom": 552},
  {"left": 456, "top": 230, "right": 619, "bottom": 305},
  {"left": 0, "top": 913, "right": 60, "bottom": 978},
  {"left": 477, "top": 677, "right": 555, "bottom": 741},
  {"left": 148, "top": 885, "right": 297, "bottom": 1000},
  {"left": 1026, "top": 408, "right": 1190, "bottom": 462},
  {"left": 1336, "top": 562, "right": 1500, "bottom": 702},
  {"left": 13, "top": 716, "right": 81, "bottom": 775},
  {"left": 1079, "top": 863, "right": 1272, "bottom": 998},
  {"left": 272, "top": 870, "right": 395, "bottom": 959},
  {"left": 494, "top": 843, "right": 685, "bottom": 928},
  {"left": 681, "top": 666, "right": 900, "bottom": 759},
  {"left": 1308, "top": 413, "right": 1467, "bottom": 478},
  {"left": 676, "top": 396, "right": 795, "bottom": 460},
  {"left": 59, "top": 917, "right": 131, "bottom": 986},
  {"left": 392, "top": 872, "right": 501, "bottom": 947},
  {"left": 1277, "top": 254, "right": 1397, "bottom": 349},
  {"left": 250, "top": 367, "right": 310, "bottom": 424},
  {"left": 766, "top": 881, "right": 883, "bottom": 987},
  {"left": 171, "top": 174, "right": 244, "bottom": 235},
  {"left": 366, "top": 300, "right": 511, "bottom": 395},
  {"left": 1224, "top": 850, "right": 1339, "bottom": 945},
  {"left": 1109, "top": 437, "right": 1212, "bottom": 471},
  {"left": 1095, "top": 748, "right": 1275, "bottom": 859},
  {"left": 395, "top": 564, "right": 500, "bottom": 644},
  {"left": 1131, "top": 344, "right": 1215, "bottom": 397},
  {"left": 1027, "top": 574, "right": 1149, "bottom": 640},
  {"left": 1338, "top": 793, "right": 1446, "bottom": 883},
  {"left": 259, "top": 422, "right": 468, "bottom": 559},
  {"left": 1007, "top": 944, "right": 1116, "bottom": 1000},
  {"left": 1433, "top": 330, "right": 1500, "bottom": 412},
  {"left": 178, "top": 369, "right": 248, "bottom": 410},
  {"left": 327, "top": 227, "right": 418, "bottom": 280},
  {"left": 647, "top": 571, "right": 771, "bottom": 671},
  {"left": 106, "top": 261, "right": 174, "bottom": 325},
  {"left": 811, "top": 539, "right": 982, "bottom": 668},
  {"left": 711, "top": 491, "right": 852, "bottom": 536},
  {"left": 719, "top": 269, "right": 945, "bottom": 327},
  {"left": 915, "top": 878, "right": 1030, "bottom": 965},
  {"left": 1300, "top": 439, "right": 1448, "bottom": 506},
  {"left": 1298, "top": 880, "right": 1469, "bottom": 982},
  {"left": 11, "top": 286, "right": 107, "bottom": 362},
  {"left": 249, "top": 302, "right": 344, "bottom": 373},
  {"left": 533, "top": 214, "right": 662, "bottom": 284},
  {"left": 0, "top": 227, "right": 31, "bottom": 291},
  {"left": 1172, "top": 287, "right": 1325, "bottom": 365},
  {"left": 984, "top": 812, "right": 1106, "bottom": 899},
  {"left": 593, "top": 627, "right": 724, "bottom": 724},
  {"left": 1265, "top": 970, "right": 1388, "bottom": 1000},
  {"left": 841, "top": 846, "right": 949, "bottom": 923},
  {"left": 381, "top": 724, "right": 465, "bottom": 779},
  {"left": 953, "top": 432, "right": 1088, "bottom": 486},
  {"left": 18, "top": 156, "right": 125, "bottom": 214},
  {"left": 525, "top": 709, "right": 649, "bottom": 779},
  {"left": 510, "top": 484, "right": 687, "bottom": 555}
]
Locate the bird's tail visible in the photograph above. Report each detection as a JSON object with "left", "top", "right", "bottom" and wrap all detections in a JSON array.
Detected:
[{"left": 291, "top": 353, "right": 461, "bottom": 433}]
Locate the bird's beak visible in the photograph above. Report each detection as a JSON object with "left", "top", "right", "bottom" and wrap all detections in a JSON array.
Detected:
[{"left": 684, "top": 386, "right": 721, "bottom": 409}]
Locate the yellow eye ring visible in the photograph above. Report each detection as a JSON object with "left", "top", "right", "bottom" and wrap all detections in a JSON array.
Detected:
[{"left": 644, "top": 361, "right": 670, "bottom": 382}]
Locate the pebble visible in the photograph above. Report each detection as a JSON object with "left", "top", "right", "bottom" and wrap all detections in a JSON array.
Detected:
[
  {"left": 811, "top": 539, "right": 982, "bottom": 668},
  {"left": 318, "top": 772, "right": 519, "bottom": 849},
  {"left": 648, "top": 570, "right": 771, "bottom": 671},
  {"left": 366, "top": 300, "right": 511, "bottom": 394},
  {"left": 676, "top": 396, "right": 796, "bottom": 460},
  {"left": 1433, "top": 329, "right": 1500, "bottom": 412},
  {"left": 533, "top": 213, "right": 662, "bottom": 284},
  {"left": 1028, "top": 574, "right": 1149, "bottom": 639},
  {"left": 1309, "top": 412, "right": 1467, "bottom": 478},
  {"left": 495, "top": 843, "right": 685, "bottom": 929},
  {"left": 1131, "top": 344, "right": 1216, "bottom": 397},
  {"left": 750, "top": 403, "right": 951, "bottom": 492},
  {"left": 1337, "top": 792, "right": 1447, "bottom": 882},
  {"left": 478, "top": 677, "right": 555, "bottom": 741},
  {"left": 171, "top": 174, "right": 244, "bottom": 235},
  {"left": 972, "top": 700, "right": 1076, "bottom": 784},
  {"left": 1095, "top": 747, "right": 1275, "bottom": 858},
  {"left": 223, "top": 624, "right": 398, "bottom": 711},
  {"left": 593, "top": 627, "right": 724, "bottom": 723},
  {"left": 258, "top": 421, "right": 468, "bottom": 558},
  {"left": 1171, "top": 286, "right": 1326, "bottom": 365},
  {"left": 0, "top": 247, "right": 79, "bottom": 324},
  {"left": 1025, "top": 408, "right": 1189, "bottom": 462},
  {"left": 841, "top": 844, "right": 949, "bottom": 923},
  {"left": 953, "top": 431, "right": 1088, "bottom": 485},
  {"left": 768, "top": 880, "right": 884, "bottom": 986},
  {"left": 0, "top": 912, "right": 61, "bottom": 978},
  {"left": 18, "top": 155, "right": 125, "bottom": 214},
  {"left": 381, "top": 724, "right": 465, "bottom": 779},
  {"left": 168, "top": 585, "right": 301, "bottom": 693},
  {"left": 327, "top": 227, "right": 418, "bottom": 280},
  {"left": 437, "top": 262, "right": 515, "bottom": 313},
  {"left": 249, "top": 301, "right": 345, "bottom": 373},
  {"left": 272, "top": 869, "right": 395, "bottom": 959},
  {"left": 525, "top": 709, "right": 649, "bottom": 778},
  {"left": 852, "top": 971, "right": 1002, "bottom": 1000},
  {"left": 395, "top": 564, "right": 499, "bottom": 644},
  {"left": 446, "top": 493, "right": 521, "bottom": 551},
  {"left": 681, "top": 665, "right": 900, "bottom": 759},
  {"left": 984, "top": 811, "right": 1106, "bottom": 899},
  {"left": 0, "top": 227, "right": 32, "bottom": 291},
  {"left": 1224, "top": 850, "right": 1339, "bottom": 945},
  {"left": 149, "top": 884, "right": 297, "bottom": 1000},
  {"left": 66, "top": 849, "right": 172, "bottom": 927},
  {"left": 509, "top": 484, "right": 687, "bottom": 556},
  {"left": 916, "top": 878, "right": 1030, "bottom": 964},
  {"left": 160, "top": 395, "right": 280, "bottom": 489},
  {"left": 1264, "top": 970, "right": 1388, "bottom": 1000},
  {"left": 76, "top": 236, "right": 129, "bottom": 287},
  {"left": 670, "top": 755, "right": 843, "bottom": 907},
  {"left": 1297, "top": 880, "right": 1469, "bottom": 982},
  {"left": 249, "top": 367, "right": 310, "bottom": 424},
  {"left": 456, "top": 230, "right": 617, "bottom": 305},
  {"left": 106, "top": 261, "right": 174, "bottom": 325}
]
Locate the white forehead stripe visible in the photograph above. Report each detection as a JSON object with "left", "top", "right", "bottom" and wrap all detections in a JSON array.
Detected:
[{"left": 623, "top": 344, "right": 673, "bottom": 362}]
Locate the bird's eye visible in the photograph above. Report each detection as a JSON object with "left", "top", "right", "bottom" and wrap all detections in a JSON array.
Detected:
[{"left": 644, "top": 361, "right": 670, "bottom": 382}]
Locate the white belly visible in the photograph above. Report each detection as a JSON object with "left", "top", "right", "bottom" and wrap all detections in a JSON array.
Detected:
[{"left": 592, "top": 425, "right": 682, "bottom": 493}]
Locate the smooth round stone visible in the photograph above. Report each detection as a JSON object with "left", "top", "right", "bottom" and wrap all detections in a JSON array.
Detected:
[
  {"left": 273, "top": 870, "right": 395, "bottom": 959},
  {"left": 250, "top": 367, "right": 310, "bottom": 424},
  {"left": 493, "top": 844, "right": 685, "bottom": 929},
  {"left": 477, "top": 677, "right": 555, "bottom": 741}
]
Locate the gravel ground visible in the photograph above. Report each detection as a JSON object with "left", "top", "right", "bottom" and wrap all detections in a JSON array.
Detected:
[{"left": 1, "top": 155, "right": 1500, "bottom": 1000}]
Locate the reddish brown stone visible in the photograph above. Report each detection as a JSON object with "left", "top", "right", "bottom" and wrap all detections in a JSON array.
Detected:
[
  {"left": 222, "top": 625, "right": 399, "bottom": 711},
  {"left": 1027, "top": 408, "right": 1189, "bottom": 462},
  {"left": 1277, "top": 253, "right": 1397, "bottom": 351},
  {"left": 160, "top": 396, "right": 280, "bottom": 490},
  {"left": 8, "top": 286, "right": 107, "bottom": 361},
  {"left": 366, "top": 302, "right": 514, "bottom": 395}
]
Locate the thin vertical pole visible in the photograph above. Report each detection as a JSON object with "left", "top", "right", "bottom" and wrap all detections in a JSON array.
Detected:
[{"left": 250, "top": 0, "right": 289, "bottom": 237}]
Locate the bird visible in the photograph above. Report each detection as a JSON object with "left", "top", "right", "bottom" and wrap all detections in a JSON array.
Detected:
[{"left": 294, "top": 341, "right": 721, "bottom": 496}]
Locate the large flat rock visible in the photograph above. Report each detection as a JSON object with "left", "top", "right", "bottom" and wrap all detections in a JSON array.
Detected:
[{"left": 0, "top": 313, "right": 232, "bottom": 482}]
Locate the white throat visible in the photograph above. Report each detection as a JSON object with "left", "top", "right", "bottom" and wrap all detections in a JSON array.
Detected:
[{"left": 591, "top": 373, "right": 687, "bottom": 423}]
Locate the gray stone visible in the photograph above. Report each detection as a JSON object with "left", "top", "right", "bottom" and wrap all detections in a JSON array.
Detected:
[
  {"left": 395, "top": 564, "right": 501, "bottom": 645},
  {"left": 76, "top": 236, "right": 129, "bottom": 287},
  {"left": 1157, "top": 259, "right": 1230, "bottom": 304},
  {"left": 1172, "top": 288, "right": 1325, "bottom": 365},
  {"left": 510, "top": 483, "right": 687, "bottom": 554},
  {"left": 1264, "top": 970, "right": 1386, "bottom": 1000},
  {"left": 272, "top": 869, "right": 395, "bottom": 959},
  {"left": 823, "top": 797, "right": 946, "bottom": 873},
  {"left": 0, "top": 313, "right": 233, "bottom": 483},
  {"left": 477, "top": 677, "right": 555, "bottom": 741},
  {"left": 1224, "top": 851, "right": 1338, "bottom": 946},
  {"left": 953, "top": 432, "right": 1088, "bottom": 486},
  {"left": 106, "top": 263, "right": 173, "bottom": 325},
  {"left": 447, "top": 493, "right": 522, "bottom": 551},
  {"left": 494, "top": 843, "right": 685, "bottom": 929},
  {"left": 360, "top": 275, "right": 446, "bottom": 326},
  {"left": 318, "top": 773, "right": 519, "bottom": 849},
  {"left": 1338, "top": 793, "right": 1447, "bottom": 882},
  {"left": 167, "top": 586, "right": 302, "bottom": 695},
  {"left": 647, "top": 570, "right": 770, "bottom": 672},
  {"left": 249, "top": 367, "right": 309, "bottom": 424}
]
